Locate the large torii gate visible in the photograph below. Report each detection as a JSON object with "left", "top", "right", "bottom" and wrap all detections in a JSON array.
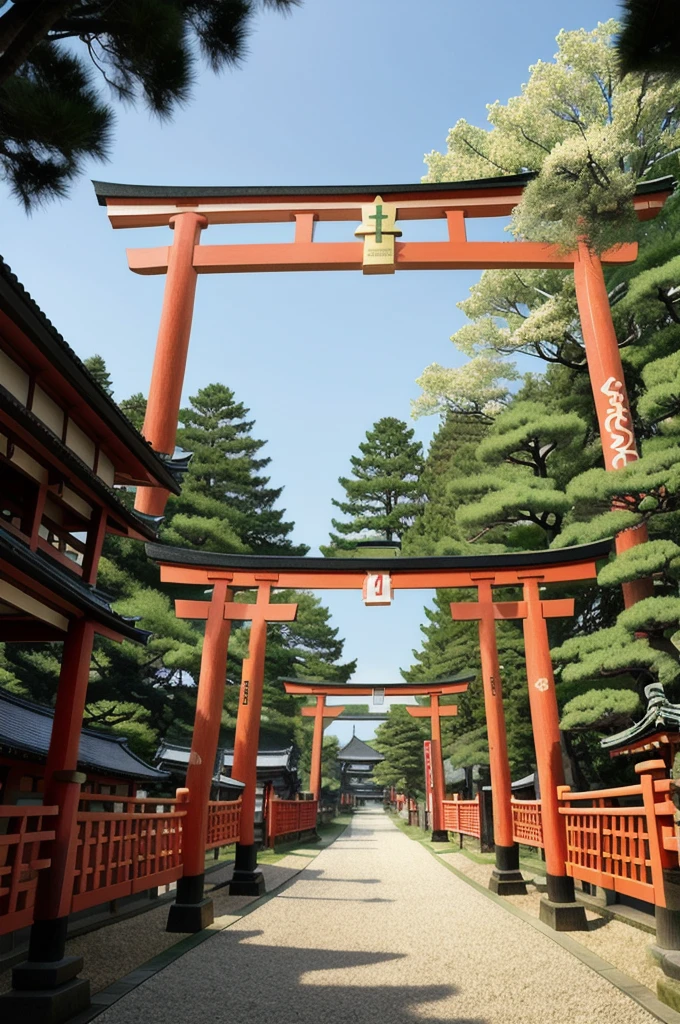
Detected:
[
  {"left": 280, "top": 674, "right": 473, "bottom": 839},
  {"left": 148, "top": 538, "right": 611, "bottom": 933},
  {"left": 95, "top": 174, "right": 672, "bottom": 607}
]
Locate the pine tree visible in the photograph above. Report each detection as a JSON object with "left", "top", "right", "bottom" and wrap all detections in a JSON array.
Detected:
[
  {"left": 322, "top": 417, "right": 424, "bottom": 554},
  {"left": 84, "top": 354, "right": 113, "bottom": 395},
  {"left": 372, "top": 706, "right": 428, "bottom": 798},
  {"left": 167, "top": 384, "right": 308, "bottom": 555},
  {"left": 0, "top": 1, "right": 300, "bottom": 207}
]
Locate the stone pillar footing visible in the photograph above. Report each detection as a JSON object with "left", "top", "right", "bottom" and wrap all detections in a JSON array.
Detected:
[
  {"left": 0, "top": 978, "right": 91, "bottom": 1024},
  {"left": 539, "top": 896, "right": 588, "bottom": 931},
  {"left": 430, "top": 830, "right": 448, "bottom": 843},
  {"left": 650, "top": 945, "right": 680, "bottom": 981},
  {"left": 229, "top": 870, "right": 265, "bottom": 897},
  {"left": 166, "top": 897, "right": 214, "bottom": 933},
  {"left": 489, "top": 868, "right": 527, "bottom": 896}
]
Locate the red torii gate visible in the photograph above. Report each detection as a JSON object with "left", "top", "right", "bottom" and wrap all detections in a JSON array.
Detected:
[
  {"left": 148, "top": 538, "right": 611, "bottom": 932},
  {"left": 281, "top": 675, "right": 473, "bottom": 837},
  {"left": 94, "top": 173, "right": 672, "bottom": 605}
]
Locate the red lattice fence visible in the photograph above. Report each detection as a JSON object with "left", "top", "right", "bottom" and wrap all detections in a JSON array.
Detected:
[
  {"left": 71, "top": 794, "right": 187, "bottom": 912},
  {"left": 267, "top": 798, "right": 318, "bottom": 846},
  {"left": 0, "top": 805, "right": 57, "bottom": 935},
  {"left": 206, "top": 799, "right": 241, "bottom": 850},
  {"left": 441, "top": 795, "right": 481, "bottom": 838},
  {"left": 558, "top": 761, "right": 678, "bottom": 906},
  {"left": 511, "top": 799, "right": 544, "bottom": 848}
]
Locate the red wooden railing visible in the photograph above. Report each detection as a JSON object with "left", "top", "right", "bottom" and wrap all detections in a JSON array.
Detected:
[
  {"left": 558, "top": 760, "right": 677, "bottom": 906},
  {"left": 441, "top": 794, "right": 481, "bottom": 838},
  {"left": 267, "top": 798, "right": 318, "bottom": 846},
  {"left": 511, "top": 798, "right": 544, "bottom": 848},
  {"left": 71, "top": 793, "right": 187, "bottom": 912},
  {"left": 206, "top": 798, "right": 241, "bottom": 850},
  {"left": 0, "top": 805, "right": 58, "bottom": 936}
]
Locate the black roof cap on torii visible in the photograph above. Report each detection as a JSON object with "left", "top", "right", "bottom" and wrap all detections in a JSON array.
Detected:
[
  {"left": 146, "top": 538, "right": 613, "bottom": 573},
  {"left": 93, "top": 174, "right": 675, "bottom": 204}
]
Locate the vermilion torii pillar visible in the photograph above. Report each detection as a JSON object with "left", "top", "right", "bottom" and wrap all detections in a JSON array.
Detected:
[
  {"left": 406, "top": 697, "right": 459, "bottom": 841},
  {"left": 301, "top": 696, "right": 345, "bottom": 801},
  {"left": 166, "top": 577, "right": 297, "bottom": 929},
  {"left": 573, "top": 240, "right": 653, "bottom": 608},
  {"left": 451, "top": 579, "right": 526, "bottom": 895},
  {"left": 229, "top": 582, "right": 298, "bottom": 896},
  {"left": 453, "top": 577, "right": 587, "bottom": 929}
]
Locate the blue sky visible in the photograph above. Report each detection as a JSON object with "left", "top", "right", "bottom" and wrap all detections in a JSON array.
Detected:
[{"left": 2, "top": 0, "right": 620, "bottom": 743}]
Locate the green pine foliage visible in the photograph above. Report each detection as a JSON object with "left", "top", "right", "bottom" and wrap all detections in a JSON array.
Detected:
[
  {"left": 0, "top": 1, "right": 300, "bottom": 207},
  {"left": 372, "top": 706, "right": 428, "bottom": 797},
  {"left": 322, "top": 417, "right": 424, "bottom": 554},
  {"left": 83, "top": 354, "right": 113, "bottom": 395}
]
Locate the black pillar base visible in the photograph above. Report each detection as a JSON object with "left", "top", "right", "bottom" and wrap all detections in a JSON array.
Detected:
[
  {"left": 0, "top": 948, "right": 90, "bottom": 1024},
  {"left": 431, "top": 830, "right": 449, "bottom": 843},
  {"left": 166, "top": 872, "right": 214, "bottom": 933},
  {"left": 229, "top": 842, "right": 266, "bottom": 897},
  {"left": 489, "top": 843, "right": 527, "bottom": 896},
  {"left": 539, "top": 873, "right": 588, "bottom": 931}
]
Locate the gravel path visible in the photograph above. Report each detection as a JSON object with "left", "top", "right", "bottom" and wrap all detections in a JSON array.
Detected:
[{"left": 95, "top": 809, "right": 659, "bottom": 1024}]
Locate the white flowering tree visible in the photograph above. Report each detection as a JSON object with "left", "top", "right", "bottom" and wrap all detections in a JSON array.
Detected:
[
  {"left": 425, "top": 20, "right": 680, "bottom": 252},
  {"left": 411, "top": 355, "right": 519, "bottom": 421}
]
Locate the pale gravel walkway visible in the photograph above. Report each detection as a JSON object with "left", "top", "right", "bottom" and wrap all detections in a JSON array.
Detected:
[{"left": 95, "top": 809, "right": 658, "bottom": 1024}]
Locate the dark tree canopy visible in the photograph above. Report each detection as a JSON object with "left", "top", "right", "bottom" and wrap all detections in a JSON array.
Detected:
[
  {"left": 617, "top": 0, "right": 680, "bottom": 76},
  {"left": 0, "top": 0, "right": 300, "bottom": 207}
]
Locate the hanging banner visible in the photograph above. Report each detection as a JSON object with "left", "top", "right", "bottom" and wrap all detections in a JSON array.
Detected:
[
  {"left": 362, "top": 573, "right": 392, "bottom": 606},
  {"left": 423, "top": 740, "right": 434, "bottom": 817}
]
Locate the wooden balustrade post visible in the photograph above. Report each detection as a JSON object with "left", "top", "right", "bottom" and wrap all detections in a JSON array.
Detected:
[
  {"left": 167, "top": 581, "right": 232, "bottom": 933},
  {"left": 1, "top": 619, "right": 95, "bottom": 1024}
]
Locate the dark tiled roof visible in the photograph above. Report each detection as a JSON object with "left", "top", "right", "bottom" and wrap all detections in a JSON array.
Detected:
[
  {"left": 0, "top": 688, "right": 168, "bottom": 781},
  {"left": 147, "top": 539, "right": 613, "bottom": 574},
  {"left": 0, "top": 384, "right": 159, "bottom": 541},
  {"left": 0, "top": 524, "right": 151, "bottom": 643},
  {"left": 93, "top": 174, "right": 674, "bottom": 203},
  {"left": 0, "top": 257, "right": 179, "bottom": 495},
  {"left": 337, "top": 736, "right": 384, "bottom": 763},
  {"left": 155, "top": 741, "right": 293, "bottom": 778}
]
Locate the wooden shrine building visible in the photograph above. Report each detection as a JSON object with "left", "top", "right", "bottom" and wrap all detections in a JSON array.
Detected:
[
  {"left": 337, "top": 734, "right": 384, "bottom": 805},
  {"left": 0, "top": 256, "right": 187, "bottom": 1024}
]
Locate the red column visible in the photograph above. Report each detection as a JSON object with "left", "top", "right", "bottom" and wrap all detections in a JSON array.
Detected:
[
  {"left": 309, "top": 696, "right": 325, "bottom": 802},
  {"left": 229, "top": 586, "right": 271, "bottom": 895},
  {"left": 429, "top": 695, "right": 446, "bottom": 835},
  {"left": 470, "top": 583, "right": 514, "bottom": 850},
  {"left": 520, "top": 576, "right": 586, "bottom": 926},
  {"left": 168, "top": 580, "right": 232, "bottom": 931},
  {"left": 33, "top": 620, "right": 95, "bottom": 930},
  {"left": 135, "top": 211, "right": 207, "bottom": 517},
  {"left": 573, "top": 240, "right": 652, "bottom": 608}
]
